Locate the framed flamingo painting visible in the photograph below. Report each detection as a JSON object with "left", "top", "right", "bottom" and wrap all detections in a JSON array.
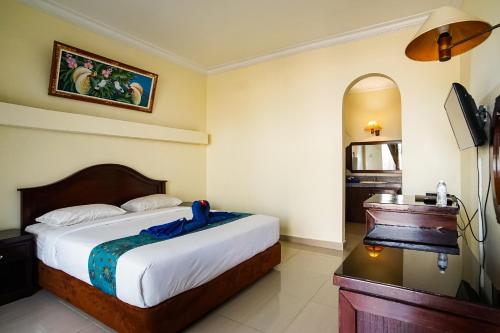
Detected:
[{"left": 48, "top": 41, "right": 158, "bottom": 113}]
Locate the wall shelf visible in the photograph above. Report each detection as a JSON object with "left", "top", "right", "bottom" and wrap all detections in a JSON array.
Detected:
[{"left": 0, "top": 102, "right": 208, "bottom": 145}]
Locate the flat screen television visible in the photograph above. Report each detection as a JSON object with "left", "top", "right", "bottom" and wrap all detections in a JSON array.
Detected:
[{"left": 444, "top": 82, "right": 486, "bottom": 150}]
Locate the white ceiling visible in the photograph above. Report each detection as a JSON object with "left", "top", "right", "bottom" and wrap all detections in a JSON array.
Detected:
[
  {"left": 349, "top": 76, "right": 397, "bottom": 93},
  {"left": 25, "top": 0, "right": 462, "bottom": 72}
]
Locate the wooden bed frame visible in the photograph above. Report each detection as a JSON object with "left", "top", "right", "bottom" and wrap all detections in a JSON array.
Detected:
[{"left": 18, "top": 164, "right": 281, "bottom": 333}]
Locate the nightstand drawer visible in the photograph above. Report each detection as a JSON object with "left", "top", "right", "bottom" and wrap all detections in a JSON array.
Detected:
[{"left": 0, "top": 244, "right": 30, "bottom": 264}]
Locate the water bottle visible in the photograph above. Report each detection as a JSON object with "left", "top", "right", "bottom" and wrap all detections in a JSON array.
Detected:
[
  {"left": 436, "top": 180, "right": 447, "bottom": 207},
  {"left": 437, "top": 253, "right": 448, "bottom": 273}
]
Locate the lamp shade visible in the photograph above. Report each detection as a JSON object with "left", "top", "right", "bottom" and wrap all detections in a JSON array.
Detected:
[{"left": 406, "top": 6, "right": 491, "bottom": 61}]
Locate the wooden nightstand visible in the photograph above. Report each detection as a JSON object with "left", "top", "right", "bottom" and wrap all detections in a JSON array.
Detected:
[{"left": 0, "top": 229, "right": 36, "bottom": 305}]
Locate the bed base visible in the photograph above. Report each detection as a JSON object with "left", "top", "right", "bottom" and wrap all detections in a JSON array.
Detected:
[{"left": 38, "top": 242, "right": 280, "bottom": 333}]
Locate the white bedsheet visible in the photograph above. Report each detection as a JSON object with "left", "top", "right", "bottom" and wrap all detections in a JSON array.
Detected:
[{"left": 26, "top": 206, "right": 279, "bottom": 308}]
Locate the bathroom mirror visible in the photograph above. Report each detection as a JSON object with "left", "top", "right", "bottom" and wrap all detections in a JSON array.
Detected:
[{"left": 346, "top": 140, "right": 402, "bottom": 173}]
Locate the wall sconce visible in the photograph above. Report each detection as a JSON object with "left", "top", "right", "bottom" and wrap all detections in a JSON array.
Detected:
[
  {"left": 406, "top": 6, "right": 499, "bottom": 62},
  {"left": 365, "top": 245, "right": 384, "bottom": 258},
  {"left": 365, "top": 120, "right": 382, "bottom": 136}
]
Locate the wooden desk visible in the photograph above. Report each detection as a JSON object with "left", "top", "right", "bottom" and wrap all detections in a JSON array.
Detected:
[
  {"left": 334, "top": 244, "right": 500, "bottom": 332},
  {"left": 363, "top": 194, "right": 460, "bottom": 254}
]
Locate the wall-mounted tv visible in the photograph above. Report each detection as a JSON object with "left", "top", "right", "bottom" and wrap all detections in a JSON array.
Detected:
[{"left": 444, "top": 82, "right": 486, "bottom": 150}]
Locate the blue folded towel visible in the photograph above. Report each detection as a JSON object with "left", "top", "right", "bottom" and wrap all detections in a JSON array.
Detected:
[{"left": 140, "top": 200, "right": 237, "bottom": 239}]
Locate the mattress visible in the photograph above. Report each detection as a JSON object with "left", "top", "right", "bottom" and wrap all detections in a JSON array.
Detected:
[{"left": 25, "top": 206, "right": 279, "bottom": 308}]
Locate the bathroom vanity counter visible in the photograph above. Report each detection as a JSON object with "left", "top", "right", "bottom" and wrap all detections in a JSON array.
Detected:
[
  {"left": 345, "top": 183, "right": 402, "bottom": 224},
  {"left": 345, "top": 182, "right": 402, "bottom": 189}
]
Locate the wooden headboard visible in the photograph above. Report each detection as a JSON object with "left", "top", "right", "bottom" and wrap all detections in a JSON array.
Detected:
[{"left": 18, "top": 164, "right": 166, "bottom": 231}]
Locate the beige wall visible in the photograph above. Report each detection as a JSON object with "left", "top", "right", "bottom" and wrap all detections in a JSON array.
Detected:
[
  {"left": 344, "top": 87, "right": 402, "bottom": 143},
  {"left": 2, "top": 1, "right": 481, "bottom": 255},
  {"left": 0, "top": 0, "right": 206, "bottom": 131},
  {"left": 207, "top": 27, "right": 461, "bottom": 246},
  {"left": 459, "top": 0, "right": 500, "bottom": 285},
  {"left": 0, "top": 1, "right": 207, "bottom": 229},
  {"left": 0, "top": 126, "right": 206, "bottom": 229}
]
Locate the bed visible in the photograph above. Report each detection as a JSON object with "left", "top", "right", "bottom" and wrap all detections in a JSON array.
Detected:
[{"left": 18, "top": 164, "right": 281, "bottom": 333}]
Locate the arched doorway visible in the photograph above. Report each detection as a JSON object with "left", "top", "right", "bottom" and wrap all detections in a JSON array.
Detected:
[{"left": 342, "top": 74, "right": 402, "bottom": 250}]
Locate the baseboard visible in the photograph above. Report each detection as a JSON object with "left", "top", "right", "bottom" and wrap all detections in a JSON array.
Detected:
[{"left": 280, "top": 235, "right": 344, "bottom": 251}]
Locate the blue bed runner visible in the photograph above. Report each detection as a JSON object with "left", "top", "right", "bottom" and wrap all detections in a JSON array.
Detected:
[{"left": 88, "top": 203, "right": 251, "bottom": 296}]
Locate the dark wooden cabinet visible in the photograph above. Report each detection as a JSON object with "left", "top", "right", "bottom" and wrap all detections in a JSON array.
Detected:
[
  {"left": 338, "top": 289, "right": 499, "bottom": 333},
  {"left": 335, "top": 244, "right": 500, "bottom": 333},
  {"left": 345, "top": 187, "right": 400, "bottom": 223},
  {"left": 0, "top": 229, "right": 36, "bottom": 305},
  {"left": 363, "top": 194, "right": 460, "bottom": 253}
]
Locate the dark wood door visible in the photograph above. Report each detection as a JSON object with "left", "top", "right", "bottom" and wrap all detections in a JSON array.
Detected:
[{"left": 346, "top": 187, "right": 399, "bottom": 223}]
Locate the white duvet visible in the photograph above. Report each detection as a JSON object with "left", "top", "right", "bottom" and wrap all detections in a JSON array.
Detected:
[{"left": 25, "top": 206, "right": 279, "bottom": 308}]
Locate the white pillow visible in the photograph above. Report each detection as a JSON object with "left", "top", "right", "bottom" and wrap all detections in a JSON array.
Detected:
[
  {"left": 36, "top": 204, "right": 126, "bottom": 227},
  {"left": 121, "top": 194, "right": 182, "bottom": 212}
]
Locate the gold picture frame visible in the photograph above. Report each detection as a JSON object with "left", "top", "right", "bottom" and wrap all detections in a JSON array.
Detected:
[{"left": 49, "top": 41, "right": 158, "bottom": 113}]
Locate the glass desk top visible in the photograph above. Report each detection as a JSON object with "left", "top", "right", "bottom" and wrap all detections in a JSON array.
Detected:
[{"left": 335, "top": 242, "right": 499, "bottom": 309}]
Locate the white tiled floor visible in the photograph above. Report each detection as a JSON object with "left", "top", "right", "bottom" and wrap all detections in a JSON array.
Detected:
[{"left": 0, "top": 224, "right": 364, "bottom": 333}]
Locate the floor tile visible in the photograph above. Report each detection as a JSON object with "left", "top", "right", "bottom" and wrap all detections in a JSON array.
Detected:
[
  {"left": 343, "top": 223, "right": 365, "bottom": 257},
  {"left": 284, "top": 302, "right": 338, "bottom": 333},
  {"left": 278, "top": 251, "right": 343, "bottom": 276},
  {"left": 0, "top": 298, "right": 93, "bottom": 333},
  {"left": 311, "top": 280, "right": 339, "bottom": 308},
  {"left": 280, "top": 243, "right": 299, "bottom": 262},
  {"left": 89, "top": 321, "right": 116, "bottom": 332},
  {"left": 77, "top": 323, "right": 112, "bottom": 333},
  {"left": 276, "top": 265, "right": 329, "bottom": 301},
  {"left": 56, "top": 298, "right": 116, "bottom": 332},
  {"left": 185, "top": 312, "right": 261, "bottom": 333},
  {"left": 281, "top": 242, "right": 343, "bottom": 257},
  {"left": 0, "top": 290, "right": 58, "bottom": 322},
  {"left": 244, "top": 292, "right": 307, "bottom": 333},
  {"left": 217, "top": 270, "right": 281, "bottom": 322}
]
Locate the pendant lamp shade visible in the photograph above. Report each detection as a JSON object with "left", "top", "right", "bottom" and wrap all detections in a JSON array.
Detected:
[{"left": 405, "top": 6, "right": 492, "bottom": 61}]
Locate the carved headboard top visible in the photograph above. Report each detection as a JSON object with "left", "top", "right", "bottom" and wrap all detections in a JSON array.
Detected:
[{"left": 18, "top": 164, "right": 166, "bottom": 231}]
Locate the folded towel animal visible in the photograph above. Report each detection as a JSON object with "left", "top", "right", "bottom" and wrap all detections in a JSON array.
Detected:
[{"left": 139, "top": 200, "right": 238, "bottom": 239}]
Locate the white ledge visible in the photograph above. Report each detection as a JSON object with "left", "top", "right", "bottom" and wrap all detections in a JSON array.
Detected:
[{"left": 0, "top": 102, "right": 208, "bottom": 145}]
